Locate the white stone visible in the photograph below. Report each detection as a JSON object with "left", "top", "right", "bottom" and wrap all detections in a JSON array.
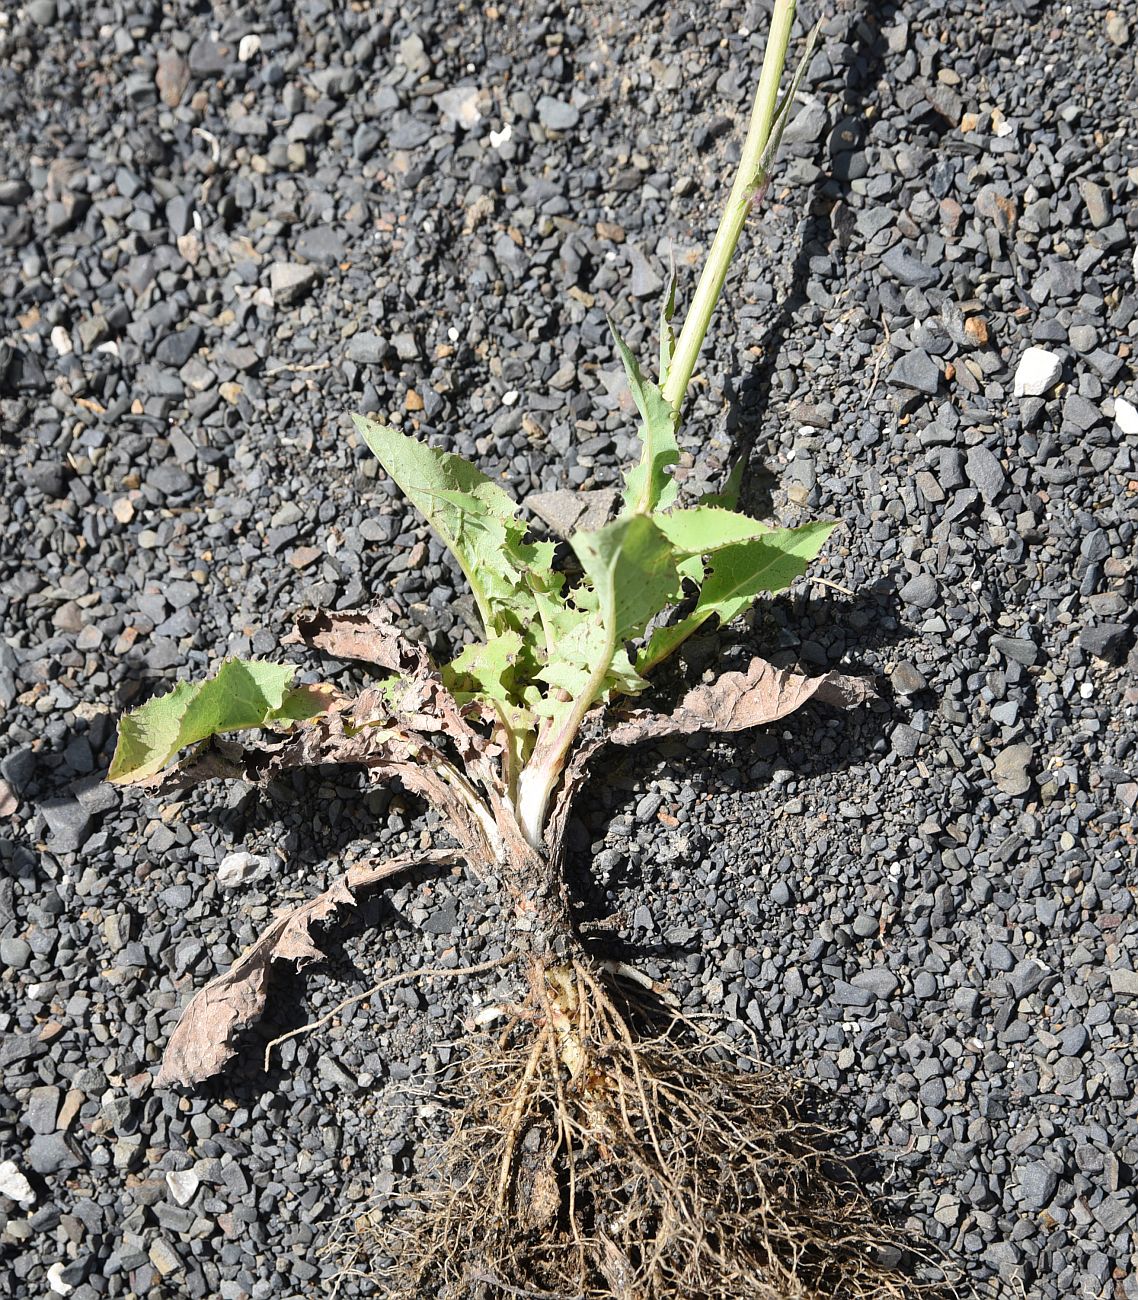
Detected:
[
  {"left": 1114, "top": 397, "right": 1138, "bottom": 435},
  {"left": 1106, "top": 13, "right": 1130, "bottom": 47},
  {"left": 489, "top": 123, "right": 512, "bottom": 150},
  {"left": 1013, "top": 346, "right": 1063, "bottom": 398},
  {"left": 435, "top": 86, "right": 481, "bottom": 131},
  {"left": 47, "top": 1263, "right": 73, "bottom": 1296},
  {"left": 165, "top": 1169, "right": 200, "bottom": 1206},
  {"left": 238, "top": 34, "right": 261, "bottom": 61},
  {"left": 216, "top": 852, "right": 271, "bottom": 888},
  {"left": 50, "top": 325, "right": 73, "bottom": 356},
  {"left": 0, "top": 1160, "right": 34, "bottom": 1203}
]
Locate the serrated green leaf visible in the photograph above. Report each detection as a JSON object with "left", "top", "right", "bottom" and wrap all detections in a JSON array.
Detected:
[
  {"left": 518, "top": 517, "right": 682, "bottom": 848},
  {"left": 607, "top": 318, "right": 679, "bottom": 516},
  {"left": 444, "top": 630, "right": 538, "bottom": 772},
  {"left": 638, "top": 520, "right": 836, "bottom": 675},
  {"left": 573, "top": 513, "right": 684, "bottom": 652},
  {"left": 655, "top": 505, "right": 770, "bottom": 584},
  {"left": 659, "top": 267, "right": 677, "bottom": 387},
  {"left": 533, "top": 514, "right": 681, "bottom": 717},
  {"left": 109, "top": 660, "right": 333, "bottom": 785},
  {"left": 445, "top": 632, "right": 523, "bottom": 705},
  {"left": 653, "top": 506, "right": 771, "bottom": 555},
  {"left": 355, "top": 417, "right": 539, "bottom": 637}
]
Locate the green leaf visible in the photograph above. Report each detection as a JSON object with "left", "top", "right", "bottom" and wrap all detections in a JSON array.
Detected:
[
  {"left": 444, "top": 631, "right": 538, "bottom": 771},
  {"left": 608, "top": 318, "right": 679, "bottom": 516},
  {"left": 573, "top": 513, "right": 684, "bottom": 653},
  {"left": 653, "top": 506, "right": 770, "bottom": 555},
  {"left": 109, "top": 660, "right": 333, "bottom": 785},
  {"left": 638, "top": 520, "right": 836, "bottom": 675},
  {"left": 749, "top": 20, "right": 822, "bottom": 198},
  {"left": 659, "top": 267, "right": 677, "bottom": 387},
  {"left": 354, "top": 417, "right": 538, "bottom": 636},
  {"left": 654, "top": 505, "right": 770, "bottom": 584},
  {"left": 532, "top": 514, "right": 681, "bottom": 715},
  {"left": 445, "top": 632, "right": 523, "bottom": 707}
]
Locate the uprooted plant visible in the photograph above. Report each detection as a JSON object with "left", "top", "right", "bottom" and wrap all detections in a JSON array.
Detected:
[{"left": 108, "top": 5, "right": 925, "bottom": 1297}]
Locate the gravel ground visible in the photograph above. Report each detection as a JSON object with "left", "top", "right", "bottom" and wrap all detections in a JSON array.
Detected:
[{"left": 2, "top": 0, "right": 1137, "bottom": 1297}]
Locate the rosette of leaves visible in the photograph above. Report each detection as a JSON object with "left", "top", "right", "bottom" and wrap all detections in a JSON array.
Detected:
[{"left": 109, "top": 312, "right": 870, "bottom": 1084}]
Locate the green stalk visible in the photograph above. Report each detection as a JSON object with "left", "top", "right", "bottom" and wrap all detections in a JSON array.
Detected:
[{"left": 661, "top": 0, "right": 797, "bottom": 416}]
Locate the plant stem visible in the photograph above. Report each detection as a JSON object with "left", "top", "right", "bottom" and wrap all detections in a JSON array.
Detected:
[{"left": 661, "top": 0, "right": 798, "bottom": 417}]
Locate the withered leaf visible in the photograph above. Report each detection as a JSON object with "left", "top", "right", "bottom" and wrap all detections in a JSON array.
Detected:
[
  {"left": 286, "top": 605, "right": 430, "bottom": 676},
  {"left": 607, "top": 655, "right": 876, "bottom": 746},
  {"left": 149, "top": 708, "right": 499, "bottom": 864},
  {"left": 287, "top": 607, "right": 494, "bottom": 775},
  {"left": 156, "top": 849, "right": 457, "bottom": 1087}
]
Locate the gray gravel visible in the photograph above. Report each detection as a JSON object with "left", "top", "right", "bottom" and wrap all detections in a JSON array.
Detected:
[{"left": 2, "top": 1, "right": 1137, "bottom": 1298}]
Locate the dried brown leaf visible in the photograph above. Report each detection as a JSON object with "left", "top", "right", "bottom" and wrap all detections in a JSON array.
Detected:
[
  {"left": 149, "top": 709, "right": 499, "bottom": 864},
  {"left": 285, "top": 605, "right": 429, "bottom": 676},
  {"left": 286, "top": 607, "right": 495, "bottom": 777},
  {"left": 155, "top": 850, "right": 458, "bottom": 1087},
  {"left": 608, "top": 655, "right": 875, "bottom": 746}
]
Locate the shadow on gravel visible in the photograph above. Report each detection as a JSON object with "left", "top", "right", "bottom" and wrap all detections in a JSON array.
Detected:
[
  {"left": 564, "top": 581, "right": 909, "bottom": 914},
  {"left": 726, "top": 0, "right": 902, "bottom": 482}
]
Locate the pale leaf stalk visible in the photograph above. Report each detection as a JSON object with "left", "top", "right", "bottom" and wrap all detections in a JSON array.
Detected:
[
  {"left": 660, "top": 0, "right": 797, "bottom": 416},
  {"left": 516, "top": 651, "right": 610, "bottom": 851},
  {"left": 439, "top": 761, "right": 504, "bottom": 859}
]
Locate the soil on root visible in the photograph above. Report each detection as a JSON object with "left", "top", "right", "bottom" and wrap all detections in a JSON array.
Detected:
[{"left": 332, "top": 961, "right": 935, "bottom": 1300}]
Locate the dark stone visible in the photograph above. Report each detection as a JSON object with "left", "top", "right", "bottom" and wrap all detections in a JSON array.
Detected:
[
  {"left": 295, "top": 227, "right": 346, "bottom": 268},
  {"left": 24, "top": 462, "right": 70, "bottom": 499},
  {"left": 155, "top": 327, "right": 202, "bottom": 368},
  {"left": 346, "top": 333, "right": 390, "bottom": 365},
  {"left": 882, "top": 246, "right": 940, "bottom": 289},
  {"left": 851, "top": 968, "right": 899, "bottom": 999},
  {"left": 39, "top": 797, "right": 93, "bottom": 852},
  {"left": 966, "top": 445, "right": 1006, "bottom": 503},
  {"left": 991, "top": 635, "right": 1038, "bottom": 667},
  {"left": 831, "top": 980, "right": 874, "bottom": 1009},
  {"left": 1079, "top": 624, "right": 1131, "bottom": 663},
  {"left": 537, "top": 97, "right": 579, "bottom": 130},
  {"left": 166, "top": 195, "right": 193, "bottom": 239},
  {"left": 188, "top": 36, "right": 227, "bottom": 78},
  {"left": 1019, "top": 1161, "right": 1059, "bottom": 1208},
  {"left": 422, "top": 896, "right": 458, "bottom": 935},
  {"left": 890, "top": 349, "right": 940, "bottom": 394},
  {"left": 27, "top": 1133, "right": 80, "bottom": 1176},
  {"left": 1063, "top": 392, "right": 1103, "bottom": 432},
  {"left": 900, "top": 572, "right": 938, "bottom": 608}
]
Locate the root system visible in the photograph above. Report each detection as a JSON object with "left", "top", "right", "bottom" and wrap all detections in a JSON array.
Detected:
[{"left": 333, "top": 961, "right": 930, "bottom": 1300}]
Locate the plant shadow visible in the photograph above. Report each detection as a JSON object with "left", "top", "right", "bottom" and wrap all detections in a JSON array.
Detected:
[
  {"left": 564, "top": 584, "right": 910, "bottom": 941},
  {"left": 723, "top": 0, "right": 904, "bottom": 486}
]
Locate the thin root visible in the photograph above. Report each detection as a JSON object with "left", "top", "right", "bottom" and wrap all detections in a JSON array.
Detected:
[
  {"left": 497, "top": 1024, "right": 551, "bottom": 1209},
  {"left": 263, "top": 952, "right": 518, "bottom": 1072}
]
